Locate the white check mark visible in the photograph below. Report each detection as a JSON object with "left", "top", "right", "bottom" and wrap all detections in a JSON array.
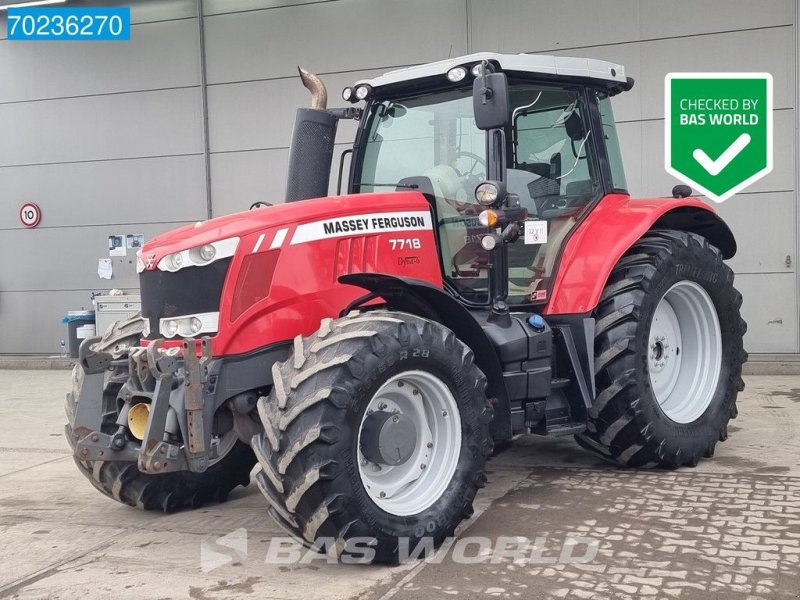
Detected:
[{"left": 692, "top": 133, "right": 751, "bottom": 176}]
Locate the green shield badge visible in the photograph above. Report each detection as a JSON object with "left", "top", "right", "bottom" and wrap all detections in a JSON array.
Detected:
[{"left": 665, "top": 73, "right": 772, "bottom": 203}]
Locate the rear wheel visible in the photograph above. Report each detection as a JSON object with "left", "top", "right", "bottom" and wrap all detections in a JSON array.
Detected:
[
  {"left": 577, "top": 230, "right": 747, "bottom": 468},
  {"left": 252, "top": 311, "right": 493, "bottom": 563},
  {"left": 65, "top": 315, "right": 255, "bottom": 511}
]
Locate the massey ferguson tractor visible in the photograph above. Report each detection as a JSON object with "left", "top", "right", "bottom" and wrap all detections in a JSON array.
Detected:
[{"left": 66, "top": 53, "right": 746, "bottom": 563}]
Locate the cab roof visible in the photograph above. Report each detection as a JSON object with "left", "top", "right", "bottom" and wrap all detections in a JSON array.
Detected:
[{"left": 355, "top": 52, "right": 628, "bottom": 90}]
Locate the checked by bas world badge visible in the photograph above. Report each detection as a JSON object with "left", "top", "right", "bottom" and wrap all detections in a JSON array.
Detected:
[{"left": 665, "top": 73, "right": 772, "bottom": 203}]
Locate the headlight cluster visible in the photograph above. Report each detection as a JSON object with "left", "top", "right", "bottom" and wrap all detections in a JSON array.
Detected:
[
  {"left": 155, "top": 237, "right": 239, "bottom": 273},
  {"left": 447, "top": 62, "right": 493, "bottom": 84},
  {"left": 159, "top": 312, "right": 219, "bottom": 339},
  {"left": 342, "top": 84, "right": 372, "bottom": 103}
]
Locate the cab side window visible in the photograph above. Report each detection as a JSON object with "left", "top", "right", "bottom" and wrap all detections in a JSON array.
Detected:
[
  {"left": 511, "top": 86, "right": 599, "bottom": 217},
  {"left": 506, "top": 84, "right": 602, "bottom": 304}
]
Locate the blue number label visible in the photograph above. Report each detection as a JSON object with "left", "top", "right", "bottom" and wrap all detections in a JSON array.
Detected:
[{"left": 7, "top": 7, "right": 130, "bottom": 41}]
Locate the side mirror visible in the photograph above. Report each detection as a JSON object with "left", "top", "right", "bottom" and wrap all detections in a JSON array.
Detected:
[{"left": 473, "top": 72, "right": 509, "bottom": 130}]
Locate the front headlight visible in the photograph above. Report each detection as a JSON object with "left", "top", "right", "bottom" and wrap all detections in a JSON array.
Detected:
[
  {"left": 190, "top": 317, "right": 202, "bottom": 334},
  {"left": 355, "top": 85, "right": 372, "bottom": 100},
  {"left": 199, "top": 244, "right": 216, "bottom": 261},
  {"left": 446, "top": 66, "right": 467, "bottom": 82},
  {"left": 159, "top": 312, "right": 220, "bottom": 338},
  {"left": 162, "top": 320, "right": 179, "bottom": 337},
  {"left": 157, "top": 237, "right": 239, "bottom": 272},
  {"left": 475, "top": 182, "right": 500, "bottom": 205}
]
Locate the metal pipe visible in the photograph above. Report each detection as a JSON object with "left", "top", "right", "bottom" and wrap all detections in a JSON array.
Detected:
[
  {"left": 285, "top": 67, "right": 337, "bottom": 202},
  {"left": 298, "top": 66, "right": 327, "bottom": 110}
]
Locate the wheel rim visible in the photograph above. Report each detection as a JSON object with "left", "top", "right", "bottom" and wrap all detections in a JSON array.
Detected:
[
  {"left": 357, "top": 370, "right": 461, "bottom": 516},
  {"left": 647, "top": 280, "right": 722, "bottom": 424}
]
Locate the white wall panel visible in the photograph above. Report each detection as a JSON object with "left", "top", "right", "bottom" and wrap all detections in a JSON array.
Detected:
[
  {"left": 0, "top": 222, "right": 192, "bottom": 291},
  {"left": 209, "top": 148, "right": 290, "bottom": 216},
  {"left": 206, "top": 69, "right": 379, "bottom": 153},
  {"left": 0, "top": 290, "right": 108, "bottom": 354},
  {"left": 714, "top": 191, "right": 797, "bottom": 275},
  {"left": 203, "top": 0, "right": 467, "bottom": 84},
  {"left": 546, "top": 27, "right": 794, "bottom": 124},
  {"left": 0, "top": 87, "right": 203, "bottom": 166},
  {"left": 0, "top": 155, "right": 207, "bottom": 229},
  {"left": 209, "top": 143, "right": 350, "bottom": 216},
  {"left": 470, "top": 0, "right": 792, "bottom": 53},
  {"left": 736, "top": 273, "right": 798, "bottom": 353},
  {"left": 0, "top": 0, "right": 197, "bottom": 39},
  {"left": 0, "top": 19, "right": 200, "bottom": 103},
  {"left": 638, "top": 1, "right": 793, "bottom": 39},
  {"left": 631, "top": 27, "right": 794, "bottom": 119},
  {"left": 203, "top": 0, "right": 338, "bottom": 16}
]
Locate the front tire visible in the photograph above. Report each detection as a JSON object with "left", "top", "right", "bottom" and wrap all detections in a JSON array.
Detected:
[
  {"left": 577, "top": 230, "right": 747, "bottom": 468},
  {"left": 252, "top": 311, "right": 493, "bottom": 563}
]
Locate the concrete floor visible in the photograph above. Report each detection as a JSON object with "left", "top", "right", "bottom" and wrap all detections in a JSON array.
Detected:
[{"left": 0, "top": 372, "right": 798, "bottom": 600}]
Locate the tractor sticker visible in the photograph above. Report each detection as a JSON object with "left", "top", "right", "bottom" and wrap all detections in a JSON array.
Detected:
[
  {"left": 665, "top": 73, "right": 772, "bottom": 203},
  {"left": 290, "top": 211, "right": 432, "bottom": 244},
  {"left": 531, "top": 289, "right": 547, "bottom": 302},
  {"left": 524, "top": 220, "right": 548, "bottom": 244}
]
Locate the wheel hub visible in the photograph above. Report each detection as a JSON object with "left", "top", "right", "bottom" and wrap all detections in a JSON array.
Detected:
[
  {"left": 648, "top": 335, "right": 673, "bottom": 374},
  {"left": 357, "top": 370, "right": 461, "bottom": 516},
  {"left": 360, "top": 411, "right": 418, "bottom": 466}
]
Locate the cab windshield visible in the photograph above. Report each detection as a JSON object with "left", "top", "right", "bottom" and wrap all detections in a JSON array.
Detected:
[{"left": 355, "top": 81, "right": 602, "bottom": 305}]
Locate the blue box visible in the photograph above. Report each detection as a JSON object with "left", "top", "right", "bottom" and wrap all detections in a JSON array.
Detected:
[{"left": 7, "top": 7, "right": 131, "bottom": 41}]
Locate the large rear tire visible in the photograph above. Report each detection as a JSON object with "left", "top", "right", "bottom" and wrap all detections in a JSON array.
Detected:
[
  {"left": 65, "top": 315, "right": 256, "bottom": 512},
  {"left": 252, "top": 311, "right": 493, "bottom": 563},
  {"left": 576, "top": 230, "right": 747, "bottom": 468}
]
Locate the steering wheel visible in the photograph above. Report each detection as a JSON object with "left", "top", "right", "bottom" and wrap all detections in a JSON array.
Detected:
[{"left": 452, "top": 151, "right": 487, "bottom": 178}]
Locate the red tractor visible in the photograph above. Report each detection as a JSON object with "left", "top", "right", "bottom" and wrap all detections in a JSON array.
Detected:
[{"left": 66, "top": 53, "right": 746, "bottom": 563}]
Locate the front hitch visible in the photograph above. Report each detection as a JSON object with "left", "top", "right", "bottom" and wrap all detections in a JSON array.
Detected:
[{"left": 71, "top": 336, "right": 219, "bottom": 475}]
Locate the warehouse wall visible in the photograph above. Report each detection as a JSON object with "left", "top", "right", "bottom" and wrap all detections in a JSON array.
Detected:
[
  {"left": 484, "top": 0, "right": 797, "bottom": 354},
  {"left": 0, "top": 0, "right": 205, "bottom": 353},
  {"left": 0, "top": 0, "right": 797, "bottom": 354}
]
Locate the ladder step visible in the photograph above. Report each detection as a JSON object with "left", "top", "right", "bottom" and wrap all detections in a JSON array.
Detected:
[
  {"left": 550, "top": 377, "right": 570, "bottom": 389},
  {"left": 545, "top": 422, "right": 586, "bottom": 437}
]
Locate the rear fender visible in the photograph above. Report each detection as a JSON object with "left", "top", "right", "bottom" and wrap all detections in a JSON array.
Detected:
[
  {"left": 546, "top": 194, "right": 736, "bottom": 315},
  {"left": 339, "top": 273, "right": 512, "bottom": 442}
]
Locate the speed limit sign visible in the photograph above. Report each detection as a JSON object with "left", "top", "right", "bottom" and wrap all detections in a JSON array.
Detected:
[{"left": 19, "top": 202, "right": 41, "bottom": 228}]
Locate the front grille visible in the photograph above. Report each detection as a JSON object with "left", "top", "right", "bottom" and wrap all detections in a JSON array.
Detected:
[{"left": 140, "top": 258, "right": 231, "bottom": 337}]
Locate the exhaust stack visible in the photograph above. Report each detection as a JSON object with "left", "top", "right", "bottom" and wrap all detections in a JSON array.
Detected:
[{"left": 285, "top": 67, "right": 338, "bottom": 202}]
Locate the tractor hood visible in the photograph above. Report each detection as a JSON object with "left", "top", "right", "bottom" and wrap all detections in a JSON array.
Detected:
[{"left": 138, "top": 191, "right": 429, "bottom": 272}]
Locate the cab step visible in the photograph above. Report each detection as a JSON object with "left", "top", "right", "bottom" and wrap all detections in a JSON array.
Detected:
[{"left": 545, "top": 422, "right": 587, "bottom": 437}]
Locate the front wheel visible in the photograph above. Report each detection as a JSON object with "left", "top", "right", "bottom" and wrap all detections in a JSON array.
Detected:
[
  {"left": 252, "top": 311, "right": 493, "bottom": 563},
  {"left": 577, "top": 230, "right": 747, "bottom": 468}
]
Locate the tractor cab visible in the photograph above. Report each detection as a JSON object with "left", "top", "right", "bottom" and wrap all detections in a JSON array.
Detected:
[{"left": 343, "top": 53, "right": 633, "bottom": 307}]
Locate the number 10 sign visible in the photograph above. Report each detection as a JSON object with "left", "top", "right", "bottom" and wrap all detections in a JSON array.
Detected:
[{"left": 20, "top": 202, "right": 42, "bottom": 228}]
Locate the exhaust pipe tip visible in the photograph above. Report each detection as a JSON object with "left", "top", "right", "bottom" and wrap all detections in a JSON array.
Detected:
[{"left": 298, "top": 66, "right": 327, "bottom": 110}]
